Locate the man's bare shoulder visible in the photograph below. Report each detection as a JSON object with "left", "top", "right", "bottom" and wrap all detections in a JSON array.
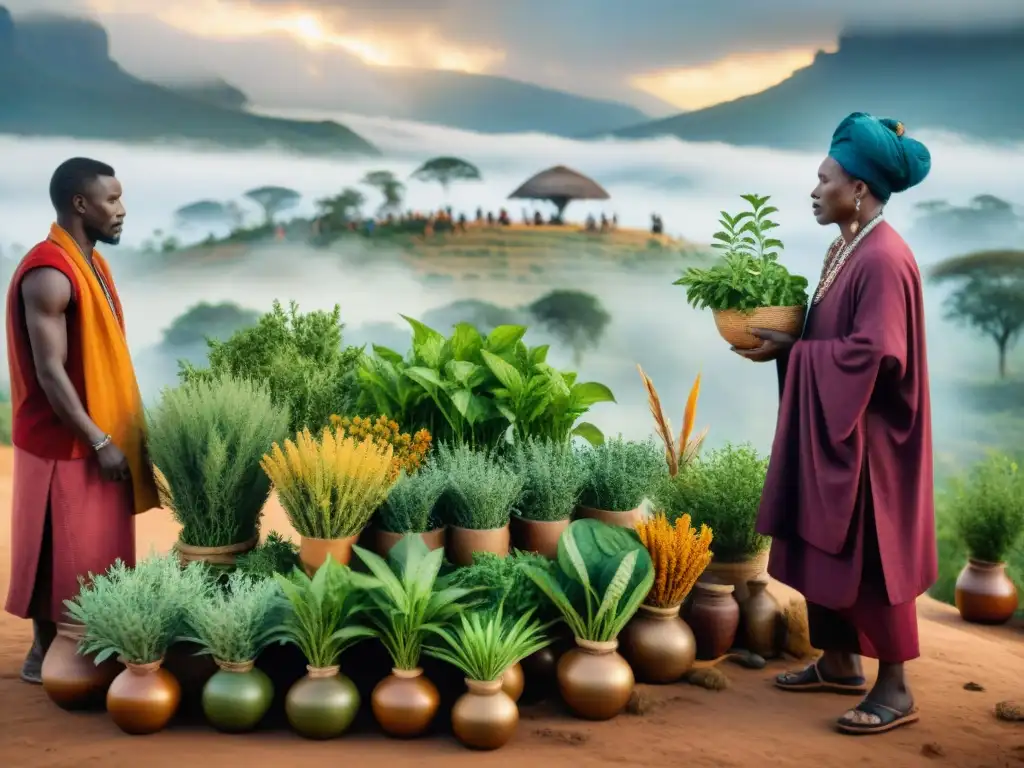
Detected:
[{"left": 21, "top": 267, "right": 72, "bottom": 314}]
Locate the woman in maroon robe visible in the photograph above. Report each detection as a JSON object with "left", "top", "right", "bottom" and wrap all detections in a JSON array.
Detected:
[{"left": 735, "top": 112, "right": 935, "bottom": 736}]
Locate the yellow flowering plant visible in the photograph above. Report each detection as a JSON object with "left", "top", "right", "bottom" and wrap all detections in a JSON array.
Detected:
[
  {"left": 635, "top": 511, "right": 714, "bottom": 608},
  {"left": 329, "top": 414, "right": 432, "bottom": 482}
]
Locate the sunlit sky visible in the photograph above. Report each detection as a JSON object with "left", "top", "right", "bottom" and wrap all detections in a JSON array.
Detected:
[{"left": 7, "top": 0, "right": 1021, "bottom": 113}]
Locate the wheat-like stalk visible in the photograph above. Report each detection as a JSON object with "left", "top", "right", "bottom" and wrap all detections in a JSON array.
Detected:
[
  {"left": 637, "top": 365, "right": 708, "bottom": 477},
  {"left": 635, "top": 511, "right": 714, "bottom": 608}
]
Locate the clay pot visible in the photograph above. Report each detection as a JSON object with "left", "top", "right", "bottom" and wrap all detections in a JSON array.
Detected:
[
  {"left": 373, "top": 528, "right": 446, "bottom": 558},
  {"left": 687, "top": 582, "right": 740, "bottom": 660},
  {"left": 447, "top": 525, "right": 510, "bottom": 567},
  {"left": 451, "top": 678, "right": 519, "bottom": 750},
  {"left": 500, "top": 662, "right": 524, "bottom": 702},
  {"left": 741, "top": 579, "right": 782, "bottom": 657},
  {"left": 371, "top": 667, "right": 441, "bottom": 737},
  {"left": 285, "top": 665, "right": 361, "bottom": 739},
  {"left": 174, "top": 535, "right": 258, "bottom": 567},
  {"left": 619, "top": 604, "right": 696, "bottom": 683},
  {"left": 955, "top": 559, "right": 1020, "bottom": 624},
  {"left": 202, "top": 659, "right": 274, "bottom": 733},
  {"left": 106, "top": 659, "right": 181, "bottom": 735},
  {"left": 557, "top": 638, "right": 634, "bottom": 721},
  {"left": 41, "top": 622, "right": 121, "bottom": 710},
  {"left": 299, "top": 534, "right": 360, "bottom": 574},
  {"left": 574, "top": 504, "right": 648, "bottom": 529},
  {"left": 509, "top": 515, "right": 569, "bottom": 559},
  {"left": 702, "top": 549, "right": 769, "bottom": 603},
  {"left": 519, "top": 645, "right": 560, "bottom": 704}
]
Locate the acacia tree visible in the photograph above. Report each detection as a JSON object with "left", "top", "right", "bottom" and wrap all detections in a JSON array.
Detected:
[
  {"left": 932, "top": 250, "right": 1024, "bottom": 378},
  {"left": 361, "top": 170, "right": 405, "bottom": 215},
  {"left": 527, "top": 289, "right": 611, "bottom": 365},
  {"left": 173, "top": 200, "right": 230, "bottom": 228},
  {"left": 410, "top": 156, "right": 481, "bottom": 196},
  {"left": 244, "top": 186, "right": 301, "bottom": 225},
  {"left": 161, "top": 301, "right": 261, "bottom": 349},
  {"left": 316, "top": 188, "right": 365, "bottom": 232}
]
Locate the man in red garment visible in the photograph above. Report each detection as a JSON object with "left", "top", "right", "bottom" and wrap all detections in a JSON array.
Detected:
[
  {"left": 5, "top": 157, "right": 149, "bottom": 684},
  {"left": 735, "top": 113, "right": 936, "bottom": 735}
]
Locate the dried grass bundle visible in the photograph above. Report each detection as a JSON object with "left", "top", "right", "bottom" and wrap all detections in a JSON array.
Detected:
[{"left": 635, "top": 511, "right": 713, "bottom": 608}]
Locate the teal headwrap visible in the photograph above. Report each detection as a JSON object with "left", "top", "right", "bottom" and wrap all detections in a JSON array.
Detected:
[{"left": 828, "top": 112, "right": 931, "bottom": 203}]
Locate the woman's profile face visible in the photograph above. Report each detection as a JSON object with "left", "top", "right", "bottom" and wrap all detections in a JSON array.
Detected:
[{"left": 811, "top": 156, "right": 856, "bottom": 226}]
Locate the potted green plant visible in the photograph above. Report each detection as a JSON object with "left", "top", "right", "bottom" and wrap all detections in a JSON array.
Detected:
[
  {"left": 425, "top": 606, "right": 552, "bottom": 750},
  {"left": 522, "top": 519, "right": 654, "bottom": 721},
  {"left": 261, "top": 428, "right": 396, "bottom": 572},
  {"left": 180, "top": 571, "right": 282, "bottom": 733},
  {"left": 947, "top": 453, "right": 1024, "bottom": 624},
  {"left": 353, "top": 536, "right": 477, "bottom": 738},
  {"left": 656, "top": 442, "right": 770, "bottom": 603},
  {"left": 509, "top": 437, "right": 585, "bottom": 558},
  {"left": 371, "top": 463, "right": 448, "bottom": 557},
  {"left": 576, "top": 438, "right": 665, "bottom": 528},
  {"left": 63, "top": 554, "right": 211, "bottom": 735},
  {"left": 673, "top": 193, "right": 809, "bottom": 350},
  {"left": 272, "top": 555, "right": 378, "bottom": 739},
  {"left": 437, "top": 444, "right": 523, "bottom": 566},
  {"left": 235, "top": 531, "right": 299, "bottom": 579},
  {"left": 147, "top": 375, "right": 290, "bottom": 566}
]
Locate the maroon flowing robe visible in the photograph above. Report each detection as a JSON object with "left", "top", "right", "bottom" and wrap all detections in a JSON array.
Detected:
[{"left": 757, "top": 222, "right": 936, "bottom": 637}]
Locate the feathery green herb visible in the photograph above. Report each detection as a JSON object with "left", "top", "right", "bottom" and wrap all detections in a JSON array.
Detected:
[
  {"left": 181, "top": 570, "right": 283, "bottom": 663},
  {"left": 376, "top": 464, "right": 448, "bottom": 533},
  {"left": 578, "top": 437, "right": 665, "bottom": 512},
  {"left": 511, "top": 437, "right": 585, "bottom": 522},
  {"left": 235, "top": 531, "right": 299, "bottom": 579},
  {"left": 436, "top": 443, "right": 523, "bottom": 530}
]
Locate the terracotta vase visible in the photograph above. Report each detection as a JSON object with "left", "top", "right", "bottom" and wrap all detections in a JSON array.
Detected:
[
  {"left": 741, "top": 579, "right": 782, "bottom": 657},
  {"left": 451, "top": 678, "right": 519, "bottom": 750},
  {"left": 955, "top": 559, "right": 1020, "bottom": 624},
  {"left": 202, "top": 659, "right": 274, "bottom": 733},
  {"left": 299, "top": 534, "right": 360, "bottom": 574},
  {"left": 557, "top": 638, "right": 634, "bottom": 721},
  {"left": 174, "top": 535, "right": 258, "bottom": 567},
  {"left": 447, "top": 525, "right": 510, "bottom": 567},
  {"left": 509, "top": 515, "right": 569, "bottom": 559},
  {"left": 106, "top": 659, "right": 181, "bottom": 735},
  {"left": 373, "top": 528, "right": 446, "bottom": 558},
  {"left": 687, "top": 582, "right": 740, "bottom": 660},
  {"left": 702, "top": 549, "right": 770, "bottom": 603},
  {"left": 371, "top": 667, "right": 441, "bottom": 738},
  {"left": 619, "top": 604, "right": 696, "bottom": 683},
  {"left": 574, "top": 504, "right": 648, "bottom": 529},
  {"left": 41, "top": 622, "right": 121, "bottom": 710},
  {"left": 500, "top": 662, "right": 524, "bottom": 702},
  {"left": 285, "top": 665, "right": 361, "bottom": 739}
]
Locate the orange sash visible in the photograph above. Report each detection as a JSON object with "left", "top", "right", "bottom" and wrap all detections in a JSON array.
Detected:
[{"left": 47, "top": 223, "right": 158, "bottom": 515}]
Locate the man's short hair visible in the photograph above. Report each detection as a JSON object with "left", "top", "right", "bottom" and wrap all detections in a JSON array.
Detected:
[{"left": 49, "top": 157, "right": 116, "bottom": 213}]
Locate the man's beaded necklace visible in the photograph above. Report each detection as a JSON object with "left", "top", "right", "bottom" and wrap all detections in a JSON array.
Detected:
[{"left": 812, "top": 214, "right": 884, "bottom": 305}]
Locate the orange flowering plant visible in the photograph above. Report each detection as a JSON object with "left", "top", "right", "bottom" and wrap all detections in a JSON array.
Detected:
[
  {"left": 329, "top": 414, "right": 432, "bottom": 482},
  {"left": 635, "top": 511, "right": 714, "bottom": 608}
]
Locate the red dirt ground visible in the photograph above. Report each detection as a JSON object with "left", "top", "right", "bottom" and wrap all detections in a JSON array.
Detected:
[{"left": 1, "top": 446, "right": 1022, "bottom": 767}]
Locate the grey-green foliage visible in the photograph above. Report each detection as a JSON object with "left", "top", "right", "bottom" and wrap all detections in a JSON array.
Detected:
[
  {"left": 511, "top": 437, "right": 585, "bottom": 522},
  {"left": 377, "top": 464, "right": 449, "bottom": 533},
  {"left": 656, "top": 442, "right": 769, "bottom": 562},
  {"left": 64, "top": 553, "right": 212, "bottom": 665},
  {"left": 578, "top": 437, "right": 666, "bottom": 512},
  {"left": 146, "top": 374, "right": 289, "bottom": 548},
  {"left": 948, "top": 451, "right": 1024, "bottom": 563},
  {"left": 436, "top": 443, "right": 523, "bottom": 530},
  {"left": 181, "top": 570, "right": 284, "bottom": 663}
]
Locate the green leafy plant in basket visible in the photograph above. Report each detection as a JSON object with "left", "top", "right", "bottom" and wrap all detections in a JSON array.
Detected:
[
  {"left": 673, "top": 194, "right": 809, "bottom": 350},
  {"left": 180, "top": 571, "right": 283, "bottom": 732},
  {"left": 147, "top": 374, "right": 289, "bottom": 555},
  {"left": 271, "top": 555, "right": 379, "bottom": 739},
  {"left": 353, "top": 536, "right": 478, "bottom": 738}
]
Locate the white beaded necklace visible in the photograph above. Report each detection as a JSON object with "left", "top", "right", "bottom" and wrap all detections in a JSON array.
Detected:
[{"left": 812, "top": 213, "right": 884, "bottom": 305}]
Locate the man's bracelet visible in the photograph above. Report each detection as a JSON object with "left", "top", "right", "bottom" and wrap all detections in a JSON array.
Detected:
[{"left": 92, "top": 434, "right": 112, "bottom": 451}]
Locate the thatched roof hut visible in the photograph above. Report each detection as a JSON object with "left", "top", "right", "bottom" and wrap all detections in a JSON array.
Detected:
[{"left": 508, "top": 165, "right": 609, "bottom": 222}]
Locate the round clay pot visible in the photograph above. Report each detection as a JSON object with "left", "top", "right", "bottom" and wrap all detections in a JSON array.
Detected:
[
  {"left": 42, "top": 623, "right": 121, "bottom": 710},
  {"left": 955, "top": 559, "right": 1020, "bottom": 624},
  {"left": 373, "top": 528, "right": 446, "bottom": 558},
  {"left": 285, "top": 665, "right": 361, "bottom": 739},
  {"left": 299, "top": 534, "right": 360, "bottom": 575},
  {"left": 520, "top": 645, "right": 560, "bottom": 704},
  {"left": 557, "top": 638, "right": 634, "bottom": 721},
  {"left": 687, "top": 582, "right": 740, "bottom": 660},
  {"left": 702, "top": 549, "right": 769, "bottom": 604},
  {"left": 451, "top": 678, "right": 519, "bottom": 750},
  {"left": 619, "top": 604, "right": 696, "bottom": 683},
  {"left": 106, "top": 659, "right": 181, "bottom": 735},
  {"left": 371, "top": 667, "right": 440, "bottom": 737},
  {"left": 500, "top": 662, "right": 524, "bottom": 702},
  {"left": 447, "top": 525, "right": 510, "bottom": 567},
  {"left": 202, "top": 660, "right": 274, "bottom": 733},
  {"left": 509, "top": 515, "right": 569, "bottom": 559},
  {"left": 574, "top": 504, "right": 648, "bottom": 529},
  {"left": 741, "top": 579, "right": 782, "bottom": 657}
]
